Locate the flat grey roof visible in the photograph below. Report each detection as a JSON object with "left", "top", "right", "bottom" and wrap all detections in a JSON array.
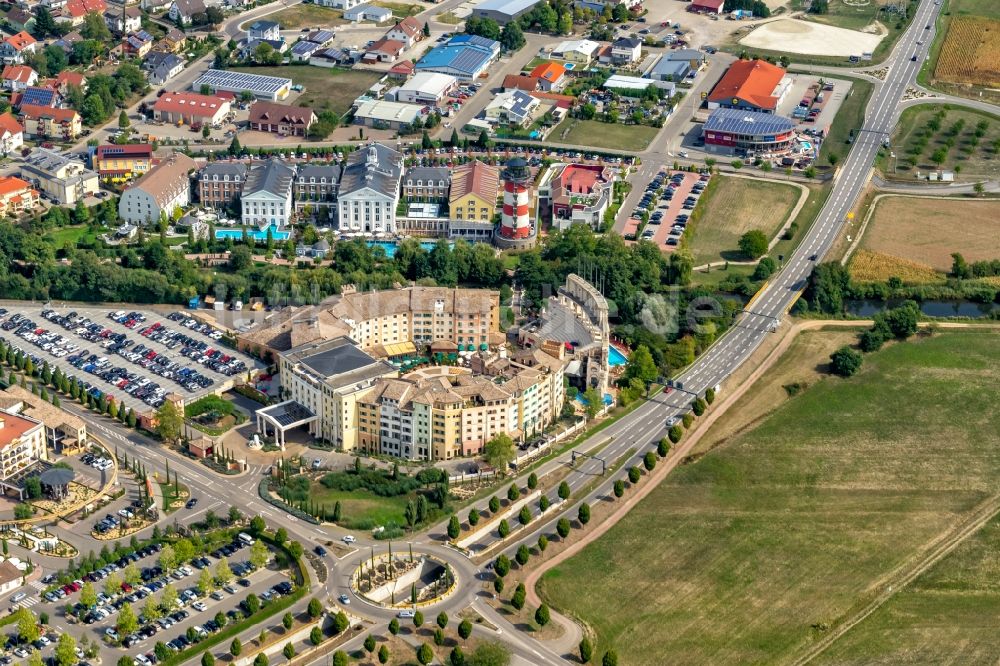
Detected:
[{"left": 474, "top": 0, "right": 539, "bottom": 14}]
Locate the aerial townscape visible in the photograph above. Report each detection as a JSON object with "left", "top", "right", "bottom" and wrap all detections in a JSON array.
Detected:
[{"left": 0, "top": 0, "right": 995, "bottom": 662}]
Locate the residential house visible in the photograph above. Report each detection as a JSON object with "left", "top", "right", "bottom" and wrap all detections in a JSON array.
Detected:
[
  {"left": 484, "top": 88, "right": 539, "bottom": 127},
  {"left": 248, "top": 101, "right": 316, "bottom": 137},
  {"left": 1, "top": 65, "right": 38, "bottom": 92},
  {"left": 141, "top": 0, "right": 172, "bottom": 11},
  {"left": 544, "top": 163, "right": 615, "bottom": 230},
  {"left": 0, "top": 176, "right": 37, "bottom": 216},
  {"left": 52, "top": 70, "right": 87, "bottom": 94},
  {"left": 309, "top": 48, "right": 356, "bottom": 68},
  {"left": 551, "top": 39, "right": 599, "bottom": 65},
  {"left": 168, "top": 0, "right": 207, "bottom": 25},
  {"left": 385, "top": 16, "right": 424, "bottom": 48},
  {"left": 293, "top": 164, "right": 341, "bottom": 219},
  {"left": 20, "top": 105, "right": 81, "bottom": 140},
  {"left": 0, "top": 32, "right": 37, "bottom": 65},
  {"left": 104, "top": 6, "right": 142, "bottom": 34},
  {"left": 449, "top": 160, "right": 499, "bottom": 222},
  {"left": 0, "top": 113, "right": 24, "bottom": 156},
  {"left": 118, "top": 152, "right": 197, "bottom": 225},
  {"left": 289, "top": 40, "right": 322, "bottom": 63},
  {"left": 315, "top": 0, "right": 364, "bottom": 8},
  {"left": 247, "top": 20, "right": 281, "bottom": 41},
  {"left": 16, "top": 86, "right": 59, "bottom": 108},
  {"left": 502, "top": 74, "right": 539, "bottom": 92},
  {"left": 529, "top": 61, "right": 566, "bottom": 92},
  {"left": 403, "top": 166, "right": 449, "bottom": 203},
  {"left": 124, "top": 30, "right": 155, "bottom": 57},
  {"left": 364, "top": 37, "right": 404, "bottom": 63},
  {"left": 142, "top": 51, "right": 185, "bottom": 85},
  {"left": 240, "top": 38, "right": 287, "bottom": 60},
  {"left": 336, "top": 143, "right": 403, "bottom": 234},
  {"left": 305, "top": 30, "right": 335, "bottom": 47},
  {"left": 388, "top": 59, "right": 415, "bottom": 80},
  {"left": 58, "top": 0, "right": 107, "bottom": 25},
  {"left": 342, "top": 3, "right": 393, "bottom": 22},
  {"left": 93, "top": 144, "right": 154, "bottom": 182},
  {"left": 4, "top": 8, "right": 36, "bottom": 34},
  {"left": 241, "top": 158, "right": 295, "bottom": 228},
  {"left": 21, "top": 148, "right": 99, "bottom": 204},
  {"left": 198, "top": 162, "right": 247, "bottom": 209},
  {"left": 610, "top": 37, "right": 641, "bottom": 65},
  {"left": 53, "top": 31, "right": 84, "bottom": 56},
  {"left": 154, "top": 28, "right": 187, "bottom": 53}
]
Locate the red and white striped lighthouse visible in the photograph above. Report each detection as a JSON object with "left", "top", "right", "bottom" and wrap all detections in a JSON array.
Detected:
[{"left": 499, "top": 158, "right": 532, "bottom": 240}]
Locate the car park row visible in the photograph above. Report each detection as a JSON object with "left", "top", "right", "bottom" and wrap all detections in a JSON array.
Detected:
[{"left": 632, "top": 170, "right": 711, "bottom": 249}]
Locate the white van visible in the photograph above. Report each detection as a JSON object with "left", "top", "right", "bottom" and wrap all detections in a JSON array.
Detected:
[
  {"left": 237, "top": 532, "right": 255, "bottom": 546},
  {"left": 10, "top": 592, "right": 26, "bottom": 603}
]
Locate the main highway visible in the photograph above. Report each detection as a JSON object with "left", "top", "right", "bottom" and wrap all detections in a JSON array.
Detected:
[{"left": 48, "top": 1, "right": 946, "bottom": 663}]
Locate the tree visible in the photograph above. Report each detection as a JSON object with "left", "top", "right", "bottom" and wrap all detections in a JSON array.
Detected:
[
  {"left": 309, "top": 627, "right": 322, "bottom": 646},
  {"left": 417, "top": 643, "right": 433, "bottom": 665},
  {"left": 499, "top": 20, "right": 525, "bottom": 51},
  {"left": 118, "top": 658, "right": 133, "bottom": 666},
  {"left": 468, "top": 509, "right": 480, "bottom": 527},
  {"left": 250, "top": 540, "right": 269, "bottom": 570},
  {"left": 539, "top": 495, "right": 550, "bottom": 512},
  {"left": 254, "top": 654, "right": 268, "bottom": 666},
  {"left": 154, "top": 644, "right": 170, "bottom": 662},
  {"left": 578, "top": 503, "right": 591, "bottom": 525},
  {"left": 282, "top": 612, "right": 293, "bottom": 630},
  {"left": 738, "top": 230, "right": 769, "bottom": 259},
  {"left": 602, "top": 650, "right": 619, "bottom": 666},
  {"left": 643, "top": 451, "right": 657, "bottom": 471},
  {"left": 230, "top": 638, "right": 242, "bottom": 657},
  {"left": 498, "top": 519, "right": 510, "bottom": 538},
  {"left": 215, "top": 557, "right": 234, "bottom": 586},
  {"left": 448, "top": 515, "right": 461, "bottom": 539},
  {"left": 538, "top": 535, "right": 548, "bottom": 551},
  {"left": 580, "top": 637, "right": 593, "bottom": 663},
  {"left": 155, "top": 400, "right": 183, "bottom": 445},
  {"left": 332, "top": 652, "right": 348, "bottom": 666},
  {"left": 436, "top": 612, "right": 449, "bottom": 630},
  {"left": 80, "top": 581, "right": 97, "bottom": 608},
  {"left": 527, "top": 472, "right": 538, "bottom": 490},
  {"left": 830, "top": 346, "right": 863, "bottom": 377},
  {"left": 458, "top": 619, "right": 473, "bottom": 640},
  {"left": 117, "top": 602, "right": 138, "bottom": 637},
  {"left": 17, "top": 608, "right": 39, "bottom": 644},
  {"left": 515, "top": 544, "right": 530, "bottom": 566},
  {"left": 558, "top": 481, "right": 571, "bottom": 501},
  {"left": 307, "top": 598, "right": 322, "bottom": 619},
  {"left": 275, "top": 527, "right": 288, "bottom": 544},
  {"left": 389, "top": 618, "right": 400, "bottom": 635},
  {"left": 613, "top": 479, "right": 625, "bottom": 498},
  {"left": 534, "top": 604, "right": 550, "bottom": 626},
  {"left": 54, "top": 632, "right": 76, "bottom": 666},
  {"left": 245, "top": 594, "right": 261, "bottom": 615},
  {"left": 282, "top": 643, "right": 295, "bottom": 660},
  {"left": 143, "top": 596, "right": 162, "bottom": 623},
  {"left": 494, "top": 554, "right": 511, "bottom": 578},
  {"left": 118, "top": 110, "right": 130, "bottom": 130},
  {"left": 484, "top": 433, "right": 515, "bottom": 471},
  {"left": 488, "top": 496, "right": 501, "bottom": 513},
  {"left": 378, "top": 645, "right": 390, "bottom": 664},
  {"left": 159, "top": 584, "right": 178, "bottom": 612},
  {"left": 557, "top": 518, "right": 571, "bottom": 538},
  {"left": 518, "top": 505, "right": 532, "bottom": 526},
  {"left": 507, "top": 484, "right": 520, "bottom": 502},
  {"left": 413, "top": 610, "right": 424, "bottom": 628},
  {"left": 624, "top": 345, "right": 657, "bottom": 388},
  {"left": 449, "top": 646, "right": 465, "bottom": 666}
]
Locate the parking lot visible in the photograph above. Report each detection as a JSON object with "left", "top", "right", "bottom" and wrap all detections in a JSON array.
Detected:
[
  {"left": 629, "top": 169, "right": 710, "bottom": 251},
  {"left": 18, "top": 534, "right": 295, "bottom": 666},
  {"left": 0, "top": 305, "right": 261, "bottom": 414}
]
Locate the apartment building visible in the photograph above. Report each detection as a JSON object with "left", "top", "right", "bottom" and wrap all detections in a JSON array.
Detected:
[
  {"left": 19, "top": 105, "right": 81, "bottom": 140},
  {"left": 0, "top": 176, "right": 36, "bottom": 216},
  {"left": 118, "top": 152, "right": 197, "bottom": 225},
  {"left": 0, "top": 410, "right": 46, "bottom": 482},
  {"left": 449, "top": 160, "right": 499, "bottom": 222},
  {"left": 198, "top": 162, "right": 247, "bottom": 209},
  {"left": 241, "top": 158, "right": 295, "bottom": 228},
  {"left": 92, "top": 143, "right": 154, "bottom": 182},
  {"left": 21, "top": 148, "right": 99, "bottom": 204},
  {"left": 337, "top": 142, "right": 402, "bottom": 234}
]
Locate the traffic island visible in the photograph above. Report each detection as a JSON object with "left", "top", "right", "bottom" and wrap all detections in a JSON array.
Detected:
[{"left": 351, "top": 550, "right": 457, "bottom": 609}]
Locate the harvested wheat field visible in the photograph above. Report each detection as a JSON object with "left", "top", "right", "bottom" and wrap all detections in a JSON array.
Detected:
[
  {"left": 858, "top": 196, "right": 1000, "bottom": 272},
  {"left": 935, "top": 16, "right": 1000, "bottom": 87},
  {"left": 850, "top": 250, "right": 945, "bottom": 284}
]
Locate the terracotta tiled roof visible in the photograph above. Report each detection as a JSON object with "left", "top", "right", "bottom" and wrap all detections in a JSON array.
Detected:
[
  {"left": 124, "top": 152, "right": 196, "bottom": 205},
  {"left": 64, "top": 0, "right": 106, "bottom": 18},
  {"left": 529, "top": 62, "right": 566, "bottom": 83},
  {"left": 4, "top": 31, "right": 36, "bottom": 51},
  {"left": 450, "top": 160, "right": 499, "bottom": 204},
  {"left": 19, "top": 104, "right": 78, "bottom": 122},
  {"left": 1, "top": 65, "right": 35, "bottom": 84},
  {"left": 55, "top": 71, "right": 86, "bottom": 89},
  {"left": 389, "top": 60, "right": 415, "bottom": 75},
  {"left": 367, "top": 38, "right": 404, "bottom": 56},
  {"left": 708, "top": 59, "right": 785, "bottom": 111},
  {"left": 153, "top": 91, "right": 228, "bottom": 118},
  {"left": 502, "top": 74, "right": 538, "bottom": 91},
  {"left": 0, "top": 410, "right": 41, "bottom": 450},
  {"left": 249, "top": 101, "right": 316, "bottom": 127},
  {"left": 0, "top": 112, "right": 23, "bottom": 135},
  {"left": 393, "top": 16, "right": 422, "bottom": 38},
  {"left": 0, "top": 176, "right": 31, "bottom": 196}
]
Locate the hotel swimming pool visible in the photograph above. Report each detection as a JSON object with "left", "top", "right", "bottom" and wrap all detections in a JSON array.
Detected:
[
  {"left": 608, "top": 345, "right": 628, "bottom": 367},
  {"left": 215, "top": 225, "right": 290, "bottom": 241},
  {"left": 576, "top": 392, "right": 614, "bottom": 406},
  {"left": 368, "top": 240, "right": 453, "bottom": 258}
]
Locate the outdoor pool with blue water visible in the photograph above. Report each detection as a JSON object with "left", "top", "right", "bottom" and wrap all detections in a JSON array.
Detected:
[
  {"left": 801, "top": 141, "right": 814, "bottom": 151},
  {"left": 368, "top": 240, "right": 452, "bottom": 258},
  {"left": 576, "top": 393, "right": 614, "bottom": 406},
  {"left": 215, "top": 225, "right": 290, "bottom": 241},
  {"left": 608, "top": 345, "right": 628, "bottom": 367}
]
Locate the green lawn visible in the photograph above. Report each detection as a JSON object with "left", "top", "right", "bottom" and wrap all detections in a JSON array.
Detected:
[
  {"left": 49, "top": 225, "right": 98, "bottom": 248},
  {"left": 550, "top": 119, "right": 658, "bottom": 152},
  {"left": 373, "top": 1, "right": 423, "bottom": 18},
  {"left": 888, "top": 105, "right": 1000, "bottom": 181},
  {"left": 309, "top": 483, "right": 412, "bottom": 530},
  {"left": 539, "top": 329, "right": 1000, "bottom": 665},
  {"left": 230, "top": 65, "right": 382, "bottom": 117}
]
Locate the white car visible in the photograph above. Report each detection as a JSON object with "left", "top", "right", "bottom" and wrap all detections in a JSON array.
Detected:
[
  {"left": 105, "top": 628, "right": 119, "bottom": 640},
  {"left": 342, "top": 535, "right": 356, "bottom": 544},
  {"left": 665, "top": 416, "right": 679, "bottom": 427},
  {"left": 397, "top": 610, "right": 414, "bottom": 619},
  {"left": 192, "top": 601, "right": 207, "bottom": 612},
  {"left": 135, "top": 654, "right": 151, "bottom": 666},
  {"left": 338, "top": 594, "right": 350, "bottom": 605}
]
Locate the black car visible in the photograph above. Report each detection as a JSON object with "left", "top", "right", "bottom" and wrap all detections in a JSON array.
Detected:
[
  {"left": 237, "top": 578, "right": 251, "bottom": 588},
  {"left": 185, "top": 498, "right": 198, "bottom": 510}
]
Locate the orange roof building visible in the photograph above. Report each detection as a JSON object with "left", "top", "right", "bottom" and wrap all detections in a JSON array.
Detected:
[
  {"left": 707, "top": 59, "right": 790, "bottom": 113},
  {"left": 53, "top": 70, "right": 87, "bottom": 93},
  {"left": 19, "top": 104, "right": 82, "bottom": 140},
  {"left": 450, "top": 160, "right": 500, "bottom": 223},
  {"left": 2, "top": 31, "right": 37, "bottom": 58},
  {"left": 0, "top": 175, "right": 37, "bottom": 216},
  {"left": 1, "top": 65, "right": 37, "bottom": 88},
  {"left": 502, "top": 74, "right": 539, "bottom": 92},
  {"left": 529, "top": 62, "right": 567, "bottom": 91},
  {"left": 0, "top": 406, "right": 46, "bottom": 481}
]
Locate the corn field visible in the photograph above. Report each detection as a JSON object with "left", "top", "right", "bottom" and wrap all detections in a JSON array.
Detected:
[{"left": 935, "top": 17, "right": 1000, "bottom": 86}]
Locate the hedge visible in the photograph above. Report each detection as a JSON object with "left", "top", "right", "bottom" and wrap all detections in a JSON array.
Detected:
[{"left": 257, "top": 479, "right": 320, "bottom": 525}]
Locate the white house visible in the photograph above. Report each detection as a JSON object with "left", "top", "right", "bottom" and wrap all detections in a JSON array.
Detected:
[
  {"left": 610, "top": 37, "right": 641, "bottom": 65},
  {"left": 168, "top": 0, "right": 206, "bottom": 26},
  {"left": 484, "top": 89, "right": 539, "bottom": 128},
  {"left": 118, "top": 153, "right": 196, "bottom": 225},
  {"left": 336, "top": 143, "right": 403, "bottom": 234},
  {"left": 241, "top": 159, "right": 295, "bottom": 229},
  {"left": 0, "top": 112, "right": 23, "bottom": 156},
  {"left": 1, "top": 65, "right": 37, "bottom": 92},
  {"left": 247, "top": 20, "right": 281, "bottom": 41}
]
